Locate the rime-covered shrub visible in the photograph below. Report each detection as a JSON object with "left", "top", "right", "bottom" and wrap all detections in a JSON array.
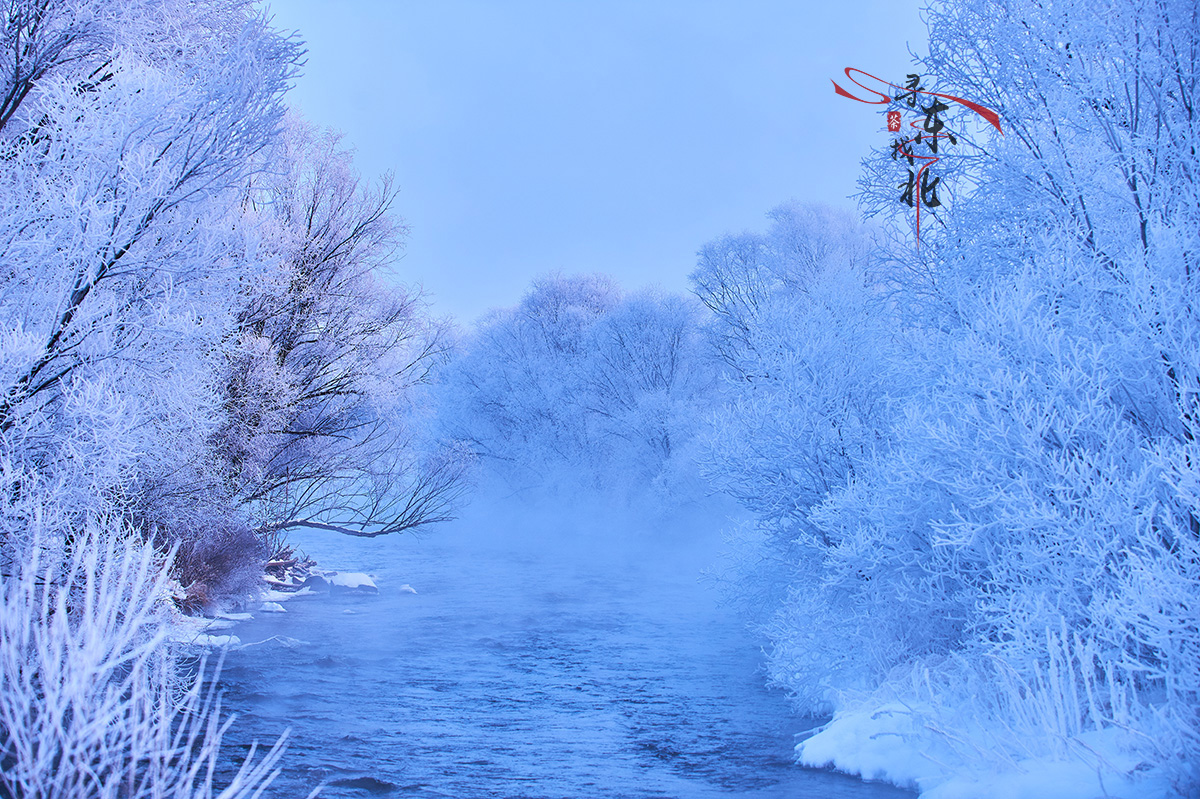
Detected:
[
  {"left": 0, "top": 516, "right": 285, "bottom": 799},
  {"left": 170, "top": 518, "right": 265, "bottom": 614}
]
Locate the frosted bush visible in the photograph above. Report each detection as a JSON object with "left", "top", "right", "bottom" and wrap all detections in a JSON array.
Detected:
[
  {"left": 0, "top": 519, "right": 287, "bottom": 798},
  {"left": 700, "top": 0, "right": 1200, "bottom": 789}
]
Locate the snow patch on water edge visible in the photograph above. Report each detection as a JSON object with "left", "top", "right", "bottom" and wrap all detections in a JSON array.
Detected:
[{"left": 798, "top": 700, "right": 1174, "bottom": 799}]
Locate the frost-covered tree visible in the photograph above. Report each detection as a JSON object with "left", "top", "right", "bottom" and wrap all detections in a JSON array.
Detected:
[
  {"left": 216, "top": 118, "right": 467, "bottom": 542},
  {"left": 694, "top": 203, "right": 882, "bottom": 522},
  {"left": 692, "top": 204, "right": 897, "bottom": 703},
  {"left": 437, "top": 273, "right": 713, "bottom": 496},
  {"left": 0, "top": 0, "right": 300, "bottom": 553},
  {"left": 711, "top": 0, "right": 1200, "bottom": 787},
  {"left": 437, "top": 273, "right": 619, "bottom": 477},
  {"left": 692, "top": 203, "right": 872, "bottom": 379},
  {"left": 581, "top": 290, "right": 713, "bottom": 479}
]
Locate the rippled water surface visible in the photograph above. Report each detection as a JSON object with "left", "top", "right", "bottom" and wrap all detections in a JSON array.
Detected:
[{"left": 220, "top": 501, "right": 913, "bottom": 798}]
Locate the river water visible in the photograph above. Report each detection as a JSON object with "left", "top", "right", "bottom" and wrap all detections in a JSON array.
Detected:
[{"left": 219, "top": 498, "right": 913, "bottom": 799}]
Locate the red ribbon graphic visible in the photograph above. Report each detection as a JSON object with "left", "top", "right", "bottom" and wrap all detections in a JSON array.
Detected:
[
  {"left": 832, "top": 68, "right": 1004, "bottom": 243},
  {"left": 832, "top": 67, "right": 1003, "bottom": 134}
]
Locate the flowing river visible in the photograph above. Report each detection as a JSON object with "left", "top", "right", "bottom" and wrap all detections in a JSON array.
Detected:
[{"left": 219, "top": 498, "right": 913, "bottom": 799}]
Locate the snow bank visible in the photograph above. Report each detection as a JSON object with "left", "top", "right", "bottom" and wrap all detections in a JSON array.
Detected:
[
  {"left": 798, "top": 702, "right": 944, "bottom": 789},
  {"left": 798, "top": 700, "right": 1172, "bottom": 799}
]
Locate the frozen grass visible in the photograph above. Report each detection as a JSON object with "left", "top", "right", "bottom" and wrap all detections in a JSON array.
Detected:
[{"left": 0, "top": 520, "right": 291, "bottom": 798}]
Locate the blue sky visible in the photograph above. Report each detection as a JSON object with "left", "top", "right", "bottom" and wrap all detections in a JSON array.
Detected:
[{"left": 265, "top": 1, "right": 929, "bottom": 323}]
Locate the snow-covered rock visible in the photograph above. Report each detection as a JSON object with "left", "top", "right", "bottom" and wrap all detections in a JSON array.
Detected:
[
  {"left": 259, "top": 601, "right": 286, "bottom": 613},
  {"left": 216, "top": 611, "right": 254, "bottom": 622},
  {"left": 165, "top": 628, "right": 242, "bottom": 648},
  {"left": 193, "top": 634, "right": 241, "bottom": 648},
  {"left": 264, "top": 587, "right": 316, "bottom": 602},
  {"left": 328, "top": 572, "right": 378, "bottom": 593},
  {"left": 201, "top": 618, "right": 239, "bottom": 631},
  {"left": 300, "top": 573, "right": 331, "bottom": 592},
  {"left": 302, "top": 570, "right": 379, "bottom": 594}
]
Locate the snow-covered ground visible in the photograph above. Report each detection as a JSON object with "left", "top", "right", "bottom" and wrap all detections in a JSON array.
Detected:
[{"left": 800, "top": 698, "right": 1172, "bottom": 799}]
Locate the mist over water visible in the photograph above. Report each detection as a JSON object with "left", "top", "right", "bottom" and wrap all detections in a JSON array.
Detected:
[{"left": 220, "top": 491, "right": 913, "bottom": 798}]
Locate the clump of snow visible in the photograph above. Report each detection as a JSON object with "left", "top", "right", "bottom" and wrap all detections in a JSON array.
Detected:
[
  {"left": 201, "top": 618, "right": 239, "bottom": 631},
  {"left": 165, "top": 630, "right": 242, "bottom": 649},
  {"left": 216, "top": 612, "right": 254, "bottom": 622},
  {"left": 164, "top": 610, "right": 248, "bottom": 648},
  {"left": 235, "top": 635, "right": 308, "bottom": 651},
  {"left": 259, "top": 601, "right": 286, "bottom": 613},
  {"left": 194, "top": 634, "right": 241, "bottom": 648}
]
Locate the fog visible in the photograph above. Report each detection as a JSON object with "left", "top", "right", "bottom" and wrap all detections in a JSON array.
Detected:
[{"left": 220, "top": 487, "right": 913, "bottom": 798}]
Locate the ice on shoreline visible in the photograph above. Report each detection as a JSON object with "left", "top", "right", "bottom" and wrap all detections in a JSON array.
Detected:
[{"left": 164, "top": 559, "right": 396, "bottom": 651}]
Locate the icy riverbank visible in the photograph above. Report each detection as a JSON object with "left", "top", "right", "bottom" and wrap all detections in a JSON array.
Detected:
[
  {"left": 165, "top": 559, "right": 383, "bottom": 649},
  {"left": 799, "top": 696, "right": 1174, "bottom": 799}
]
